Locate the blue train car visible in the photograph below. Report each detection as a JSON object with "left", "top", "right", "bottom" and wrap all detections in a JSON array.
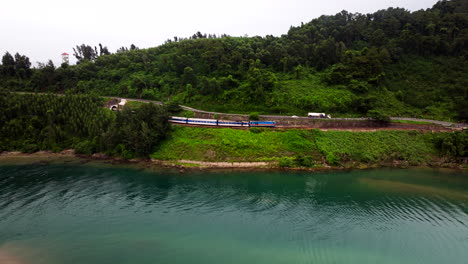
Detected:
[{"left": 249, "top": 121, "right": 276, "bottom": 127}]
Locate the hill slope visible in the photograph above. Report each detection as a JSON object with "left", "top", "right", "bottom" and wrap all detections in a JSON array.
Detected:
[{"left": 1, "top": 0, "right": 467, "bottom": 121}]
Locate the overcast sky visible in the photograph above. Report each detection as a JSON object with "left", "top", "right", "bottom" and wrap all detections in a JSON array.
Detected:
[{"left": 1, "top": 0, "right": 437, "bottom": 66}]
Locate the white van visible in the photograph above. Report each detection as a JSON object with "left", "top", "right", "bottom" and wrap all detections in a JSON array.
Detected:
[{"left": 308, "top": 113, "right": 331, "bottom": 119}]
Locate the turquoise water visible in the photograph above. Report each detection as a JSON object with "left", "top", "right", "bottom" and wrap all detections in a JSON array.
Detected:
[{"left": 0, "top": 164, "right": 467, "bottom": 264}]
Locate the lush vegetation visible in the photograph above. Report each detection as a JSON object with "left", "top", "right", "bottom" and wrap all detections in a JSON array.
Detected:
[
  {"left": 313, "top": 130, "right": 436, "bottom": 165},
  {"left": 0, "top": 92, "right": 465, "bottom": 166},
  {"left": 151, "top": 126, "right": 321, "bottom": 163},
  {"left": 0, "top": 92, "right": 170, "bottom": 158},
  {"left": 313, "top": 130, "right": 466, "bottom": 166},
  {"left": 151, "top": 126, "right": 467, "bottom": 167},
  {"left": 0, "top": 0, "right": 466, "bottom": 121}
]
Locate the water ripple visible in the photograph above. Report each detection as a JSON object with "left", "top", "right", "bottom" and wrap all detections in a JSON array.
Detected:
[{"left": 0, "top": 165, "right": 467, "bottom": 264}]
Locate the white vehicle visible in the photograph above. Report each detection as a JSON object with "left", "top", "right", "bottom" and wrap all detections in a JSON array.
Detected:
[
  {"left": 308, "top": 113, "right": 331, "bottom": 119},
  {"left": 118, "top": 99, "right": 127, "bottom": 107}
]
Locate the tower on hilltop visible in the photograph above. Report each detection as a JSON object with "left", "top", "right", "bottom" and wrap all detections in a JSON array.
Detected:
[{"left": 61, "top": 52, "right": 69, "bottom": 64}]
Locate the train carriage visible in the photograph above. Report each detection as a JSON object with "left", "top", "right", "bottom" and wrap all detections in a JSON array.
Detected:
[
  {"left": 218, "top": 120, "right": 249, "bottom": 127},
  {"left": 186, "top": 118, "right": 218, "bottom": 126},
  {"left": 249, "top": 121, "right": 276, "bottom": 127},
  {"left": 169, "top": 117, "right": 188, "bottom": 124}
]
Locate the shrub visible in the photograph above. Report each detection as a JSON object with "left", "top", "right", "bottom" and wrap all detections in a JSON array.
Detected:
[
  {"left": 74, "top": 140, "right": 95, "bottom": 155},
  {"left": 113, "top": 144, "right": 134, "bottom": 159},
  {"left": 166, "top": 101, "right": 182, "bottom": 115},
  {"left": 21, "top": 143, "right": 40, "bottom": 153},
  {"left": 433, "top": 132, "right": 468, "bottom": 157},
  {"left": 249, "top": 127, "right": 264, "bottom": 134},
  {"left": 368, "top": 109, "right": 390, "bottom": 123},
  {"left": 141, "top": 89, "right": 159, "bottom": 100},
  {"left": 279, "top": 157, "right": 294, "bottom": 167},
  {"left": 326, "top": 153, "right": 340, "bottom": 165},
  {"left": 249, "top": 112, "right": 259, "bottom": 121},
  {"left": 182, "top": 110, "right": 195, "bottom": 118},
  {"left": 294, "top": 154, "right": 315, "bottom": 167}
]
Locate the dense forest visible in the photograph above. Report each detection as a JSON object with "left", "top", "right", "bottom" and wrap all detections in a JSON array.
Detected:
[
  {"left": 0, "top": 92, "right": 170, "bottom": 158},
  {"left": 0, "top": 0, "right": 467, "bottom": 121}
]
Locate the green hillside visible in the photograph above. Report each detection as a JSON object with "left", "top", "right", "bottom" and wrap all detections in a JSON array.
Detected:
[
  {"left": 151, "top": 126, "right": 467, "bottom": 167},
  {"left": 1, "top": 0, "right": 467, "bottom": 121}
]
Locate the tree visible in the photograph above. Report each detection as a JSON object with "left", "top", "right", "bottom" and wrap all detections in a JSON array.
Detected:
[
  {"left": 116, "top": 44, "right": 138, "bottom": 53},
  {"left": 1, "top": 52, "right": 15, "bottom": 76},
  {"left": 313, "top": 38, "right": 345, "bottom": 70},
  {"left": 368, "top": 29, "right": 387, "bottom": 47},
  {"left": 243, "top": 66, "right": 278, "bottom": 100},
  {"left": 73, "top": 44, "right": 98, "bottom": 63},
  {"left": 165, "top": 101, "right": 182, "bottom": 115},
  {"left": 130, "top": 72, "right": 150, "bottom": 98},
  {"left": 181, "top": 66, "right": 197, "bottom": 87},
  {"left": 99, "top": 43, "right": 111, "bottom": 56},
  {"left": 293, "top": 65, "right": 304, "bottom": 79},
  {"left": 14, "top": 53, "right": 32, "bottom": 78},
  {"left": 116, "top": 46, "right": 128, "bottom": 53},
  {"left": 31, "top": 60, "right": 57, "bottom": 91},
  {"left": 103, "top": 103, "right": 170, "bottom": 157},
  {"left": 368, "top": 109, "right": 390, "bottom": 123}
]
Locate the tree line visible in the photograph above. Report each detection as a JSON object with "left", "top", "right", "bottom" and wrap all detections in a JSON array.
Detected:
[{"left": 0, "top": 92, "right": 170, "bottom": 158}]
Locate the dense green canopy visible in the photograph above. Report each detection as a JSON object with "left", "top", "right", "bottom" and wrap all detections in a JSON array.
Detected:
[
  {"left": 1, "top": 0, "right": 467, "bottom": 121},
  {"left": 0, "top": 92, "right": 170, "bottom": 158}
]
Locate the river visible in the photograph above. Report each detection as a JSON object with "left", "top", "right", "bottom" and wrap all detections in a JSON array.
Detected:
[{"left": 0, "top": 163, "right": 467, "bottom": 264}]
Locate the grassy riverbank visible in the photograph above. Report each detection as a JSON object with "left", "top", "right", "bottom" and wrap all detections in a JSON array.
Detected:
[
  {"left": 151, "top": 126, "right": 466, "bottom": 168},
  {"left": 151, "top": 127, "right": 320, "bottom": 162}
]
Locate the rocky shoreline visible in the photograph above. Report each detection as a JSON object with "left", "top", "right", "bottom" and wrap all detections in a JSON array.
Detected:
[{"left": 0, "top": 150, "right": 465, "bottom": 172}]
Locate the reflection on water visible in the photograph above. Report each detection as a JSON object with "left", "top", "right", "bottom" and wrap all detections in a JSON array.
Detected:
[
  {"left": 0, "top": 242, "right": 44, "bottom": 264},
  {"left": 359, "top": 177, "right": 468, "bottom": 200},
  {"left": 0, "top": 164, "right": 467, "bottom": 264}
]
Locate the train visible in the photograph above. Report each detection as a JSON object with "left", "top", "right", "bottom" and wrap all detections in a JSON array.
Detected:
[{"left": 169, "top": 117, "right": 276, "bottom": 127}]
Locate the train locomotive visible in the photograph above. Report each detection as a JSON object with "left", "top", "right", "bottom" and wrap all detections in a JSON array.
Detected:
[{"left": 169, "top": 117, "right": 276, "bottom": 127}]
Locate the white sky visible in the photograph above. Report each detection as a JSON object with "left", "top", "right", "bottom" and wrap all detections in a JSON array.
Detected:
[{"left": 1, "top": 0, "right": 436, "bottom": 66}]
